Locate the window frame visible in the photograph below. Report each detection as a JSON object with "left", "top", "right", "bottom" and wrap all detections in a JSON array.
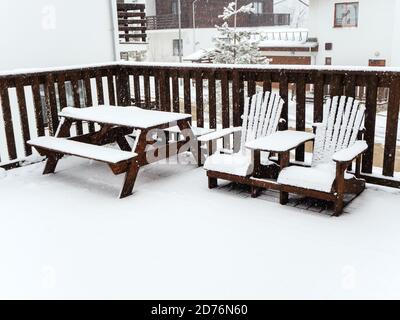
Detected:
[
  {"left": 252, "top": 2, "right": 264, "bottom": 14},
  {"left": 325, "top": 57, "right": 332, "bottom": 65},
  {"left": 172, "top": 39, "right": 183, "bottom": 57},
  {"left": 172, "top": 0, "right": 178, "bottom": 15},
  {"left": 334, "top": 2, "right": 359, "bottom": 28}
]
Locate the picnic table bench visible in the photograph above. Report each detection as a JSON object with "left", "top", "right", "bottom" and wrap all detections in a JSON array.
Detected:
[{"left": 29, "top": 105, "right": 198, "bottom": 198}]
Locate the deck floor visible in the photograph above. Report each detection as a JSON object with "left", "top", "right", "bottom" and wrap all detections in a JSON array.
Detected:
[{"left": 1, "top": 155, "right": 400, "bottom": 299}]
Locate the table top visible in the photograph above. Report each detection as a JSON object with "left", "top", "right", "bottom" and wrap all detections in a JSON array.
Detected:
[
  {"left": 245, "top": 130, "right": 315, "bottom": 153},
  {"left": 59, "top": 106, "right": 192, "bottom": 130}
]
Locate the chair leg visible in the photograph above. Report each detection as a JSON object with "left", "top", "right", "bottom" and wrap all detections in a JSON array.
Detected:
[
  {"left": 334, "top": 195, "right": 344, "bottom": 217},
  {"left": 197, "top": 141, "right": 203, "bottom": 167},
  {"left": 208, "top": 176, "right": 218, "bottom": 189},
  {"left": 119, "top": 160, "right": 139, "bottom": 199},
  {"left": 251, "top": 186, "right": 262, "bottom": 198},
  {"left": 43, "top": 155, "right": 60, "bottom": 175},
  {"left": 334, "top": 162, "right": 346, "bottom": 217},
  {"left": 280, "top": 191, "right": 289, "bottom": 205}
]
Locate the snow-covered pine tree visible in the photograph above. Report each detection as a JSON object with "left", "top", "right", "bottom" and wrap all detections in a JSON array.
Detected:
[{"left": 208, "top": 1, "right": 267, "bottom": 64}]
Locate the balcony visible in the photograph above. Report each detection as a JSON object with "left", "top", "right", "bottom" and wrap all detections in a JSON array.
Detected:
[
  {"left": 1, "top": 62, "right": 400, "bottom": 298},
  {"left": 147, "top": 13, "right": 291, "bottom": 30},
  {"left": 117, "top": 3, "right": 147, "bottom": 43}
]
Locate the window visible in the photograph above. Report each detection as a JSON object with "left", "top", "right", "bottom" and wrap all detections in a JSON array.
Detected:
[
  {"left": 369, "top": 59, "right": 386, "bottom": 67},
  {"left": 173, "top": 39, "right": 183, "bottom": 56},
  {"left": 172, "top": 0, "right": 178, "bottom": 14},
  {"left": 325, "top": 43, "right": 333, "bottom": 51},
  {"left": 325, "top": 57, "right": 332, "bottom": 65},
  {"left": 252, "top": 2, "right": 263, "bottom": 14},
  {"left": 334, "top": 2, "right": 359, "bottom": 27}
]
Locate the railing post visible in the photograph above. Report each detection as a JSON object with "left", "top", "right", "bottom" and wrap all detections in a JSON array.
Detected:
[
  {"left": 117, "top": 66, "right": 131, "bottom": 106},
  {"left": 44, "top": 74, "right": 59, "bottom": 136},
  {"left": 279, "top": 71, "right": 289, "bottom": 130},
  {"left": 382, "top": 76, "right": 400, "bottom": 177},
  {"left": 362, "top": 75, "right": 378, "bottom": 174}
]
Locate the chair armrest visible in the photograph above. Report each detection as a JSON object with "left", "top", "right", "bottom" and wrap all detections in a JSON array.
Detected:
[
  {"left": 312, "top": 122, "right": 323, "bottom": 128},
  {"left": 245, "top": 130, "right": 315, "bottom": 153},
  {"left": 198, "top": 127, "right": 242, "bottom": 142},
  {"left": 332, "top": 141, "right": 368, "bottom": 163}
]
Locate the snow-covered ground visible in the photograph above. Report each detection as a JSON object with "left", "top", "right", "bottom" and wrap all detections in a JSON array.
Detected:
[{"left": 1, "top": 155, "right": 400, "bottom": 299}]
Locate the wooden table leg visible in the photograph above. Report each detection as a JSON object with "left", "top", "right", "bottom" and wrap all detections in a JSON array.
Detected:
[
  {"left": 116, "top": 136, "right": 132, "bottom": 151},
  {"left": 56, "top": 118, "right": 73, "bottom": 138},
  {"left": 119, "top": 159, "right": 140, "bottom": 199},
  {"left": 43, "top": 154, "right": 60, "bottom": 174},
  {"left": 118, "top": 129, "right": 150, "bottom": 198},
  {"left": 42, "top": 118, "right": 72, "bottom": 175}
]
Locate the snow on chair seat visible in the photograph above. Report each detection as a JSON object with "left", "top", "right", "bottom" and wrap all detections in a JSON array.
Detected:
[
  {"left": 204, "top": 153, "right": 254, "bottom": 177},
  {"left": 28, "top": 136, "right": 137, "bottom": 164},
  {"left": 204, "top": 152, "right": 274, "bottom": 177},
  {"left": 278, "top": 163, "right": 355, "bottom": 193}
]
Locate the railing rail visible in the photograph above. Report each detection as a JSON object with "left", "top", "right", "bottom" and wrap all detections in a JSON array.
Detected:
[
  {"left": 147, "top": 14, "right": 183, "bottom": 30},
  {"left": 0, "top": 62, "right": 399, "bottom": 189}
]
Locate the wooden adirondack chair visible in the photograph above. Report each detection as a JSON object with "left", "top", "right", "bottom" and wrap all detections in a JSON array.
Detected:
[
  {"left": 199, "top": 91, "right": 284, "bottom": 190},
  {"left": 276, "top": 96, "right": 368, "bottom": 216}
]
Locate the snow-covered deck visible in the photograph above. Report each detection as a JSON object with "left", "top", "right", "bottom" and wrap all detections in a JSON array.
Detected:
[{"left": 1, "top": 155, "right": 400, "bottom": 299}]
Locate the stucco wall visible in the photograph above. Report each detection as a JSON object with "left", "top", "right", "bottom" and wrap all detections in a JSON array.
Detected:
[
  {"left": 308, "top": 0, "right": 397, "bottom": 66},
  {"left": 0, "top": 0, "right": 116, "bottom": 71}
]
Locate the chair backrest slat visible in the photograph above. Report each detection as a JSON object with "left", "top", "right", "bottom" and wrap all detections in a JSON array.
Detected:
[
  {"left": 336, "top": 97, "right": 354, "bottom": 151},
  {"left": 251, "top": 93, "right": 263, "bottom": 141},
  {"left": 313, "top": 96, "right": 365, "bottom": 165},
  {"left": 256, "top": 91, "right": 271, "bottom": 138},
  {"left": 240, "top": 91, "right": 283, "bottom": 153},
  {"left": 324, "top": 96, "right": 339, "bottom": 153},
  {"left": 341, "top": 100, "right": 360, "bottom": 149},
  {"left": 245, "top": 93, "right": 258, "bottom": 143},
  {"left": 240, "top": 97, "right": 251, "bottom": 150},
  {"left": 262, "top": 93, "right": 277, "bottom": 137},
  {"left": 268, "top": 99, "right": 284, "bottom": 137},
  {"left": 328, "top": 96, "right": 346, "bottom": 155}
]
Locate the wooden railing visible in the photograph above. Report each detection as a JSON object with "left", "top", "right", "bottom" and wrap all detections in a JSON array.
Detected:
[
  {"left": 117, "top": 3, "right": 147, "bottom": 43},
  {"left": 146, "top": 13, "right": 290, "bottom": 30},
  {"left": 248, "top": 13, "right": 291, "bottom": 27},
  {"left": 0, "top": 62, "right": 399, "bottom": 189},
  {"left": 147, "top": 14, "right": 188, "bottom": 30}
]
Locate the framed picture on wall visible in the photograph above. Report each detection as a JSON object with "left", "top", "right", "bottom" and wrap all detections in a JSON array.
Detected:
[{"left": 334, "top": 2, "right": 359, "bottom": 27}]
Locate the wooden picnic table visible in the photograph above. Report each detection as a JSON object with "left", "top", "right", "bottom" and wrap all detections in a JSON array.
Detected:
[{"left": 29, "top": 105, "right": 198, "bottom": 198}]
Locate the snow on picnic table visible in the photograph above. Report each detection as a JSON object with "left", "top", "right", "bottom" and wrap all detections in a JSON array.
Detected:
[{"left": 1, "top": 156, "right": 400, "bottom": 299}]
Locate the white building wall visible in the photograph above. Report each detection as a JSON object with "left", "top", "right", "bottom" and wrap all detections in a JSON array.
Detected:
[
  {"left": 147, "top": 28, "right": 216, "bottom": 62},
  {"left": 0, "top": 0, "right": 117, "bottom": 71},
  {"left": 308, "top": 0, "right": 396, "bottom": 66},
  {"left": 390, "top": 0, "right": 400, "bottom": 66},
  {"left": 145, "top": 0, "right": 156, "bottom": 16}
]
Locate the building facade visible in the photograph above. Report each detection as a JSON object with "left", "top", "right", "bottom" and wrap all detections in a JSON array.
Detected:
[
  {"left": 145, "top": 0, "right": 295, "bottom": 62},
  {"left": 308, "top": 0, "right": 400, "bottom": 67},
  {"left": 148, "top": 0, "right": 275, "bottom": 29}
]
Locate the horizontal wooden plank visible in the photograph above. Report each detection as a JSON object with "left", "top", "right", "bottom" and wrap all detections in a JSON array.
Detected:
[
  {"left": 118, "top": 19, "right": 146, "bottom": 25},
  {"left": 119, "top": 26, "right": 147, "bottom": 32},
  {"left": 119, "top": 34, "right": 147, "bottom": 39},
  {"left": 117, "top": 3, "right": 145, "bottom": 10},
  {"left": 117, "top": 12, "right": 146, "bottom": 18}
]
